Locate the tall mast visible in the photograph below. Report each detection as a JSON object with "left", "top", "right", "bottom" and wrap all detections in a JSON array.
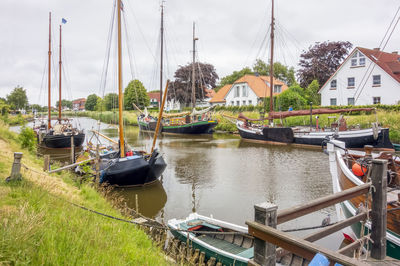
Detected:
[
  {"left": 268, "top": 0, "right": 275, "bottom": 122},
  {"left": 117, "top": 0, "right": 125, "bottom": 157},
  {"left": 159, "top": 2, "right": 164, "bottom": 109},
  {"left": 191, "top": 22, "right": 197, "bottom": 108},
  {"left": 48, "top": 12, "right": 52, "bottom": 129},
  {"left": 58, "top": 24, "right": 62, "bottom": 121}
]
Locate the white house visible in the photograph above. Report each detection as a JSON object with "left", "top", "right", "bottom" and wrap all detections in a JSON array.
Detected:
[
  {"left": 319, "top": 47, "right": 400, "bottom": 106},
  {"left": 210, "top": 74, "right": 288, "bottom": 106}
]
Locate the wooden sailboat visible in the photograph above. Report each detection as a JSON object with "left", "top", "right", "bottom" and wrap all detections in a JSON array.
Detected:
[
  {"left": 327, "top": 140, "right": 400, "bottom": 259},
  {"left": 138, "top": 11, "right": 217, "bottom": 135},
  {"left": 236, "top": 1, "right": 393, "bottom": 149},
  {"left": 35, "top": 12, "right": 85, "bottom": 149},
  {"left": 99, "top": 0, "right": 167, "bottom": 187}
]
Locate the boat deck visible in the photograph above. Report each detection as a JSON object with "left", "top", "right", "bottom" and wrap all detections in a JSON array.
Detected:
[{"left": 197, "top": 235, "right": 252, "bottom": 257}]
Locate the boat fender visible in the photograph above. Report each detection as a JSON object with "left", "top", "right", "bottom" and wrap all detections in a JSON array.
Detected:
[{"left": 352, "top": 163, "right": 367, "bottom": 177}]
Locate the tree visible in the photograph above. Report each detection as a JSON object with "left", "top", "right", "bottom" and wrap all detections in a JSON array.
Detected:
[
  {"left": 305, "top": 80, "right": 321, "bottom": 105},
  {"left": 85, "top": 94, "right": 98, "bottom": 111},
  {"left": 55, "top": 99, "right": 72, "bottom": 109},
  {"left": 104, "top": 93, "right": 118, "bottom": 111},
  {"left": 217, "top": 67, "right": 252, "bottom": 91},
  {"left": 168, "top": 62, "right": 218, "bottom": 105},
  {"left": 30, "top": 104, "right": 46, "bottom": 113},
  {"left": 297, "top": 41, "right": 352, "bottom": 88},
  {"left": 7, "top": 86, "right": 28, "bottom": 110},
  {"left": 253, "top": 60, "right": 296, "bottom": 87},
  {"left": 276, "top": 88, "right": 307, "bottom": 111},
  {"left": 95, "top": 97, "right": 106, "bottom": 111},
  {"left": 0, "top": 98, "right": 10, "bottom": 116},
  {"left": 124, "top": 80, "right": 150, "bottom": 110}
]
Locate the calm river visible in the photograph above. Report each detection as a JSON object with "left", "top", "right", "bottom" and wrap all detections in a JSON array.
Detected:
[{"left": 13, "top": 116, "right": 342, "bottom": 249}]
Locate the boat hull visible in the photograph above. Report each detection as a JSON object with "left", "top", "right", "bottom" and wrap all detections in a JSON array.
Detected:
[
  {"left": 328, "top": 145, "right": 400, "bottom": 259},
  {"left": 42, "top": 132, "right": 85, "bottom": 148},
  {"left": 168, "top": 213, "right": 252, "bottom": 266},
  {"left": 238, "top": 121, "right": 393, "bottom": 149},
  {"left": 139, "top": 119, "right": 217, "bottom": 134},
  {"left": 100, "top": 153, "right": 167, "bottom": 187}
]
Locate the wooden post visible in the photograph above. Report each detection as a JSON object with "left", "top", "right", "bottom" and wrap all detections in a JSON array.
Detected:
[
  {"left": 95, "top": 143, "right": 100, "bottom": 181},
  {"left": 251, "top": 202, "right": 278, "bottom": 266},
  {"left": 370, "top": 159, "right": 387, "bottom": 260},
  {"left": 43, "top": 155, "right": 50, "bottom": 172},
  {"left": 70, "top": 135, "right": 75, "bottom": 164},
  {"left": 7, "top": 152, "right": 23, "bottom": 181}
]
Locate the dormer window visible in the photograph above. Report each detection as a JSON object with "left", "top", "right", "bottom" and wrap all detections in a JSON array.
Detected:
[
  {"left": 351, "top": 51, "right": 366, "bottom": 67},
  {"left": 330, "top": 79, "right": 337, "bottom": 89}
]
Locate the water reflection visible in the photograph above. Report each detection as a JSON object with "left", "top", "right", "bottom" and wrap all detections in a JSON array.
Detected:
[{"left": 114, "top": 180, "right": 167, "bottom": 218}]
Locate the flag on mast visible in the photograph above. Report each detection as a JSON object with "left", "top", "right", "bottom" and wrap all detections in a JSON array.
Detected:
[{"left": 61, "top": 18, "right": 67, "bottom": 24}]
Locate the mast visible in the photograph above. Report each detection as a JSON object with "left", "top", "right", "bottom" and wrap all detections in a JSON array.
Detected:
[
  {"left": 48, "top": 12, "right": 52, "bottom": 129},
  {"left": 191, "top": 22, "right": 198, "bottom": 108},
  {"left": 117, "top": 0, "right": 125, "bottom": 157},
  {"left": 159, "top": 2, "right": 164, "bottom": 109},
  {"left": 58, "top": 24, "right": 62, "bottom": 121},
  {"left": 268, "top": 0, "right": 275, "bottom": 123}
]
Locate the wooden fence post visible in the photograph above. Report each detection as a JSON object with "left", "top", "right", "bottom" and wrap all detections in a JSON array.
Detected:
[
  {"left": 43, "top": 155, "right": 50, "bottom": 172},
  {"left": 70, "top": 135, "right": 75, "bottom": 164},
  {"left": 250, "top": 202, "right": 278, "bottom": 266},
  {"left": 7, "top": 152, "right": 23, "bottom": 181},
  {"left": 370, "top": 159, "right": 387, "bottom": 260}
]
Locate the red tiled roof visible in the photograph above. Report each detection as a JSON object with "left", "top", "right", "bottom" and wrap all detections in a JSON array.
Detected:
[
  {"left": 358, "top": 47, "right": 400, "bottom": 83},
  {"left": 210, "top": 84, "right": 231, "bottom": 103},
  {"left": 148, "top": 92, "right": 161, "bottom": 102},
  {"left": 233, "top": 74, "right": 288, "bottom": 97},
  {"left": 72, "top": 98, "right": 86, "bottom": 104}
]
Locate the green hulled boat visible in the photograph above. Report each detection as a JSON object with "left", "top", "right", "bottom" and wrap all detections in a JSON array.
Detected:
[{"left": 168, "top": 213, "right": 253, "bottom": 265}]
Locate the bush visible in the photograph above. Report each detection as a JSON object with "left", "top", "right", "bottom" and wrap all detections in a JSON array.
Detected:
[
  {"left": 276, "top": 90, "right": 307, "bottom": 111},
  {"left": 18, "top": 126, "right": 37, "bottom": 152}
]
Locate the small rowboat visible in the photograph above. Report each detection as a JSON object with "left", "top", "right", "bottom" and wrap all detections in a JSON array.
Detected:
[{"left": 168, "top": 213, "right": 254, "bottom": 266}]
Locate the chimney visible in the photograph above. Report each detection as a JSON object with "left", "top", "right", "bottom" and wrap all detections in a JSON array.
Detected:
[
  {"left": 392, "top": 51, "right": 398, "bottom": 55},
  {"left": 373, "top": 48, "right": 380, "bottom": 51}
]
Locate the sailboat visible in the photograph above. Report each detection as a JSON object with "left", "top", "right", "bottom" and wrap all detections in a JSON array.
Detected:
[
  {"left": 236, "top": 1, "right": 393, "bottom": 149},
  {"left": 35, "top": 13, "right": 85, "bottom": 149},
  {"left": 98, "top": 0, "right": 167, "bottom": 187},
  {"left": 137, "top": 10, "right": 217, "bottom": 135}
]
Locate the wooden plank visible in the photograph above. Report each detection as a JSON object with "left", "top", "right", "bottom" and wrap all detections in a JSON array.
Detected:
[
  {"left": 277, "top": 183, "right": 370, "bottom": 224},
  {"left": 48, "top": 157, "right": 95, "bottom": 173},
  {"left": 246, "top": 221, "right": 368, "bottom": 266},
  {"left": 276, "top": 212, "right": 368, "bottom": 258}
]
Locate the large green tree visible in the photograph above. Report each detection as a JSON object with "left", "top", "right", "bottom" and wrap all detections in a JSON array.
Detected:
[
  {"left": 124, "top": 80, "right": 150, "bottom": 110},
  {"left": 305, "top": 80, "right": 321, "bottom": 105},
  {"left": 85, "top": 94, "right": 98, "bottom": 111},
  {"left": 104, "top": 93, "right": 118, "bottom": 111},
  {"left": 7, "top": 86, "right": 28, "bottom": 110},
  {"left": 55, "top": 99, "right": 72, "bottom": 109},
  {"left": 253, "top": 60, "right": 296, "bottom": 87}
]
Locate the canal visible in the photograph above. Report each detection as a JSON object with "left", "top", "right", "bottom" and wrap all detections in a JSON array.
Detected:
[{"left": 13, "top": 116, "right": 342, "bottom": 249}]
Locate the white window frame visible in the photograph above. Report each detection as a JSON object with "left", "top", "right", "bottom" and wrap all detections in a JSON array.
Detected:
[
  {"left": 330, "top": 79, "right": 337, "bottom": 89},
  {"left": 373, "top": 97, "right": 381, "bottom": 105},
  {"left": 347, "top": 97, "right": 355, "bottom": 105},
  {"left": 248, "top": 100, "right": 252, "bottom": 105},
  {"left": 330, "top": 98, "right": 337, "bottom": 106},
  {"left": 348, "top": 77, "right": 355, "bottom": 88}
]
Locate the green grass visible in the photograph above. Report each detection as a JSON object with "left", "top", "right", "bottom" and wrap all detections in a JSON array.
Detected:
[{"left": 0, "top": 120, "right": 170, "bottom": 265}]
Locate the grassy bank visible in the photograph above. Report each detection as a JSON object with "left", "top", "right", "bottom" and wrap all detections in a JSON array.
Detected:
[
  {"left": 64, "top": 111, "right": 139, "bottom": 126},
  {"left": 0, "top": 121, "right": 169, "bottom": 265}
]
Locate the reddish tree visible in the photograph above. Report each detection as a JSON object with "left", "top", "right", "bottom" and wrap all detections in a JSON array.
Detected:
[
  {"left": 168, "top": 62, "right": 218, "bottom": 105},
  {"left": 297, "top": 41, "right": 352, "bottom": 88}
]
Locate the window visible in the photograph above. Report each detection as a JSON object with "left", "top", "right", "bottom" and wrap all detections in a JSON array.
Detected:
[
  {"left": 373, "top": 75, "right": 381, "bottom": 86},
  {"left": 234, "top": 86, "right": 240, "bottom": 97},
  {"left": 330, "top": 98, "right": 337, "bottom": 106},
  {"left": 231, "top": 101, "right": 234, "bottom": 106},
  {"left": 347, "top": 98, "right": 355, "bottom": 105},
  {"left": 373, "top": 97, "right": 381, "bottom": 104},
  {"left": 273, "top": 85, "right": 282, "bottom": 93},
  {"left": 242, "top": 86, "right": 248, "bottom": 97},
  {"left": 236, "top": 101, "right": 240, "bottom": 106},
  {"left": 248, "top": 100, "right": 252, "bottom": 105},
  {"left": 351, "top": 51, "right": 366, "bottom": 67},
  {"left": 348, "top": 77, "right": 355, "bottom": 88},
  {"left": 243, "top": 100, "right": 246, "bottom": 105},
  {"left": 330, "top": 79, "right": 337, "bottom": 89}
]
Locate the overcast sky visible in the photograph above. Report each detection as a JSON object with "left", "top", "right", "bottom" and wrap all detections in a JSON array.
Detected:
[{"left": 1, "top": 0, "right": 399, "bottom": 105}]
